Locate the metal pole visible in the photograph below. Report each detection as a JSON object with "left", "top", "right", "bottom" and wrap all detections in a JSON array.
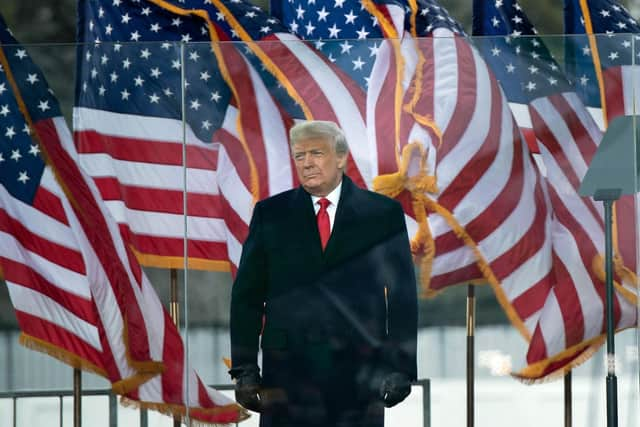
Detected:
[
  {"left": 170, "top": 268, "right": 181, "bottom": 427},
  {"left": 421, "top": 379, "right": 431, "bottom": 427},
  {"left": 602, "top": 199, "right": 618, "bottom": 427},
  {"left": 170, "top": 268, "right": 180, "bottom": 328},
  {"left": 564, "top": 371, "right": 572, "bottom": 427},
  {"left": 109, "top": 393, "right": 118, "bottom": 427},
  {"left": 6, "top": 332, "right": 14, "bottom": 391},
  {"left": 466, "top": 285, "right": 475, "bottom": 427},
  {"left": 140, "top": 408, "right": 148, "bottom": 427},
  {"left": 73, "top": 368, "right": 81, "bottom": 427}
]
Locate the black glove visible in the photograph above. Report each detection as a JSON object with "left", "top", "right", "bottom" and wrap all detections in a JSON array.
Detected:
[
  {"left": 229, "top": 364, "right": 262, "bottom": 412},
  {"left": 379, "top": 372, "right": 411, "bottom": 408}
]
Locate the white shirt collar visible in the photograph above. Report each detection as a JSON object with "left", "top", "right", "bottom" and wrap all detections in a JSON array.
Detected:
[{"left": 310, "top": 179, "right": 342, "bottom": 208}]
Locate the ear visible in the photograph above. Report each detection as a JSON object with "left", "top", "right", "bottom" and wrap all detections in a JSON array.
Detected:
[{"left": 336, "top": 152, "right": 348, "bottom": 170}]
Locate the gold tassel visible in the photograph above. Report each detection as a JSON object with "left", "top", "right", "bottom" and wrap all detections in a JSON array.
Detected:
[{"left": 591, "top": 254, "right": 639, "bottom": 304}]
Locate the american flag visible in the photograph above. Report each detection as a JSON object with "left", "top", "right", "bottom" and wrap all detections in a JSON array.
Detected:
[
  {"left": 271, "top": 0, "right": 390, "bottom": 90},
  {"left": 75, "top": 0, "right": 374, "bottom": 271},
  {"left": 564, "top": 0, "right": 640, "bottom": 123},
  {"left": 75, "top": 0, "right": 235, "bottom": 271},
  {"left": 0, "top": 17, "right": 111, "bottom": 381},
  {"left": 0, "top": 15, "right": 244, "bottom": 424},
  {"left": 271, "top": 0, "right": 554, "bottom": 341},
  {"left": 473, "top": 0, "right": 638, "bottom": 381},
  {"left": 396, "top": 0, "right": 553, "bottom": 341}
]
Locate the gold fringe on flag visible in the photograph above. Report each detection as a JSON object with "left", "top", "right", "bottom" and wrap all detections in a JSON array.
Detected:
[
  {"left": 19, "top": 333, "right": 108, "bottom": 378},
  {"left": 591, "top": 253, "right": 639, "bottom": 304},
  {"left": 374, "top": 142, "right": 531, "bottom": 340},
  {"left": 120, "top": 397, "right": 249, "bottom": 426},
  {"left": 514, "top": 336, "right": 605, "bottom": 382},
  {"left": 129, "top": 247, "right": 232, "bottom": 272}
]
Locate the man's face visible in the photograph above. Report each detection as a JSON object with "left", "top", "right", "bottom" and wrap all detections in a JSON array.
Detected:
[{"left": 292, "top": 137, "right": 347, "bottom": 197}]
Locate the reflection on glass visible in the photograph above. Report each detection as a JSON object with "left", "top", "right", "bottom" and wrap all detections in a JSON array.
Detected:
[{"left": 0, "top": 3, "right": 636, "bottom": 426}]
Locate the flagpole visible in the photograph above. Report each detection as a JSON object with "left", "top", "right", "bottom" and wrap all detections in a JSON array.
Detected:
[
  {"left": 600, "top": 196, "right": 619, "bottom": 427},
  {"left": 466, "top": 285, "right": 475, "bottom": 427},
  {"left": 170, "top": 268, "right": 181, "bottom": 427},
  {"left": 73, "top": 368, "right": 81, "bottom": 427},
  {"left": 564, "top": 371, "right": 572, "bottom": 427}
]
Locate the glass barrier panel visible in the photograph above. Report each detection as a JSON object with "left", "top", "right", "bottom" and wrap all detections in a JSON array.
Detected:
[
  {"left": 16, "top": 397, "right": 61, "bottom": 427},
  {"left": 0, "top": 26, "right": 636, "bottom": 427},
  {"left": 0, "top": 399, "right": 14, "bottom": 426}
]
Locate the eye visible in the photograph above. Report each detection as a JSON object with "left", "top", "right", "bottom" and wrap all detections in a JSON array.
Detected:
[{"left": 294, "top": 153, "right": 305, "bottom": 161}]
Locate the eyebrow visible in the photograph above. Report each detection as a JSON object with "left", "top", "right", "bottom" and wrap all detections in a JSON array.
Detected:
[{"left": 293, "top": 148, "right": 325, "bottom": 155}]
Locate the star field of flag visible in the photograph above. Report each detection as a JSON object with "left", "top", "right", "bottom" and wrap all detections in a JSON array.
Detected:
[
  {"left": 473, "top": 0, "right": 572, "bottom": 104},
  {"left": 201, "top": 0, "right": 308, "bottom": 118},
  {"left": 272, "top": 0, "right": 465, "bottom": 89},
  {"left": 273, "top": 0, "right": 385, "bottom": 89},
  {"left": 76, "top": 0, "right": 234, "bottom": 142},
  {"left": 0, "top": 21, "right": 60, "bottom": 205},
  {"left": 412, "top": 0, "right": 466, "bottom": 36},
  {"left": 564, "top": 0, "right": 640, "bottom": 107}
]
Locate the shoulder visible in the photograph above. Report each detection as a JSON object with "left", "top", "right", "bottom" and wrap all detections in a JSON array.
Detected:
[
  {"left": 255, "top": 188, "right": 298, "bottom": 211},
  {"left": 350, "top": 184, "right": 404, "bottom": 216},
  {"left": 251, "top": 188, "right": 303, "bottom": 225}
]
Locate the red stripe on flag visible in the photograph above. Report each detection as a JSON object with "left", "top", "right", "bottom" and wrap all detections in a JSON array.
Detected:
[
  {"left": 614, "top": 194, "right": 637, "bottom": 270},
  {"left": 219, "top": 194, "right": 250, "bottom": 245},
  {"left": 489, "top": 181, "right": 548, "bottom": 281},
  {"left": 93, "top": 177, "right": 222, "bottom": 217},
  {"left": 550, "top": 252, "right": 586, "bottom": 347},
  {"left": 35, "top": 119, "right": 154, "bottom": 365},
  {"left": 2, "top": 257, "right": 96, "bottom": 324},
  {"left": 548, "top": 94, "right": 598, "bottom": 163},
  {"left": 529, "top": 107, "right": 603, "bottom": 228},
  {"left": 437, "top": 72, "right": 504, "bottom": 210},
  {"left": 32, "top": 187, "right": 69, "bottom": 226},
  {"left": 429, "top": 38, "right": 478, "bottom": 162},
  {"left": 520, "top": 127, "right": 539, "bottom": 153},
  {"left": 375, "top": 48, "right": 400, "bottom": 175},
  {"left": 213, "top": 127, "right": 254, "bottom": 193},
  {"left": 429, "top": 262, "right": 482, "bottom": 291},
  {"left": 219, "top": 44, "right": 271, "bottom": 199},
  {"left": 117, "top": 224, "right": 229, "bottom": 261},
  {"left": 161, "top": 311, "right": 184, "bottom": 404},
  {"left": 526, "top": 324, "right": 548, "bottom": 363},
  {"left": 603, "top": 67, "right": 625, "bottom": 122},
  {"left": 75, "top": 130, "right": 218, "bottom": 170},
  {"left": 434, "top": 123, "right": 526, "bottom": 254},
  {"left": 0, "top": 208, "right": 86, "bottom": 274},
  {"left": 511, "top": 272, "right": 554, "bottom": 320},
  {"left": 546, "top": 186, "right": 622, "bottom": 342},
  {"left": 15, "top": 310, "right": 104, "bottom": 370}
]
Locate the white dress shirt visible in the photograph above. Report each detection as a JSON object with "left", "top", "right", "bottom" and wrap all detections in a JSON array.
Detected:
[{"left": 310, "top": 180, "right": 342, "bottom": 232}]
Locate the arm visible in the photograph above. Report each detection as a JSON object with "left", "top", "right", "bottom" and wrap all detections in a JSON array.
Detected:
[
  {"left": 376, "top": 203, "right": 418, "bottom": 407},
  {"left": 383, "top": 203, "right": 418, "bottom": 381},
  {"left": 230, "top": 202, "right": 267, "bottom": 370}
]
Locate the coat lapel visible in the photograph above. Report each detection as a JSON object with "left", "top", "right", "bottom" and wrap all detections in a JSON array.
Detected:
[
  {"left": 292, "top": 186, "right": 325, "bottom": 266},
  {"left": 323, "top": 176, "right": 361, "bottom": 266}
]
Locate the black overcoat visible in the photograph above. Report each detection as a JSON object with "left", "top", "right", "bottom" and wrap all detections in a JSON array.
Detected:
[{"left": 230, "top": 175, "right": 418, "bottom": 427}]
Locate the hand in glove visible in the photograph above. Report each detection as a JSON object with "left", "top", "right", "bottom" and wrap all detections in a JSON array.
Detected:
[
  {"left": 229, "top": 364, "right": 262, "bottom": 412},
  {"left": 379, "top": 372, "right": 411, "bottom": 408}
]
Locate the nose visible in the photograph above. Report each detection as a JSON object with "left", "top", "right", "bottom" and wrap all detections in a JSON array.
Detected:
[{"left": 302, "top": 153, "right": 314, "bottom": 167}]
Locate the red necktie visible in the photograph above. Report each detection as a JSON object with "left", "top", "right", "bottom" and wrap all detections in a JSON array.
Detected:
[{"left": 317, "top": 198, "right": 331, "bottom": 250}]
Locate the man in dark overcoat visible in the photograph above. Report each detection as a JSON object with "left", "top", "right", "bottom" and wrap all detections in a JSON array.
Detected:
[{"left": 229, "top": 120, "right": 418, "bottom": 427}]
